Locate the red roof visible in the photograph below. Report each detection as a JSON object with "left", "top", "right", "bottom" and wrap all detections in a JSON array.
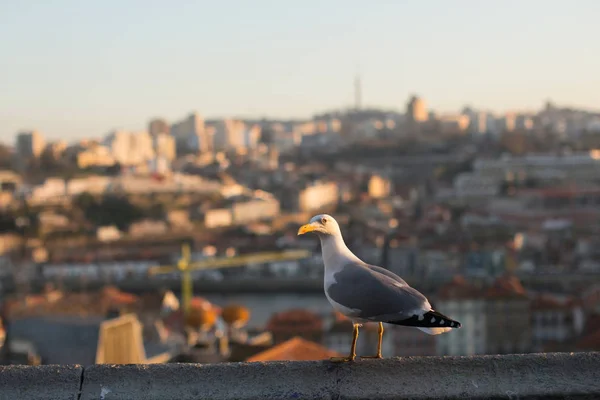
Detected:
[
  {"left": 101, "top": 286, "right": 139, "bottom": 305},
  {"left": 266, "top": 309, "right": 323, "bottom": 334},
  {"left": 438, "top": 276, "right": 482, "bottom": 300},
  {"left": 519, "top": 186, "right": 600, "bottom": 198},
  {"left": 246, "top": 337, "right": 341, "bottom": 362},
  {"left": 531, "top": 295, "right": 579, "bottom": 311},
  {"left": 486, "top": 275, "right": 528, "bottom": 299}
]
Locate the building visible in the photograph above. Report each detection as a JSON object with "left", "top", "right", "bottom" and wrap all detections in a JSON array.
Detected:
[
  {"left": 389, "top": 325, "right": 436, "bottom": 357},
  {"left": 243, "top": 124, "right": 262, "bottom": 149},
  {"left": 484, "top": 276, "right": 532, "bottom": 354},
  {"left": 7, "top": 313, "right": 172, "bottom": 365},
  {"left": 128, "top": 220, "right": 168, "bottom": 237},
  {"left": 368, "top": 174, "right": 392, "bottom": 199},
  {"left": 406, "top": 96, "right": 428, "bottom": 123},
  {"left": 438, "top": 114, "right": 470, "bottom": 136},
  {"left": 148, "top": 118, "right": 170, "bottom": 136},
  {"left": 103, "top": 130, "right": 154, "bottom": 166},
  {"left": 265, "top": 309, "right": 323, "bottom": 344},
  {"left": 203, "top": 191, "right": 280, "bottom": 227},
  {"left": 0, "top": 170, "right": 21, "bottom": 193},
  {"left": 15, "top": 131, "right": 46, "bottom": 170},
  {"left": 153, "top": 133, "right": 176, "bottom": 162},
  {"left": 210, "top": 120, "right": 244, "bottom": 151},
  {"left": 204, "top": 208, "right": 234, "bottom": 228},
  {"left": 515, "top": 115, "right": 534, "bottom": 131},
  {"left": 452, "top": 173, "right": 500, "bottom": 200},
  {"left": 246, "top": 337, "right": 340, "bottom": 362},
  {"left": 26, "top": 178, "right": 68, "bottom": 205},
  {"left": 469, "top": 112, "right": 490, "bottom": 135},
  {"left": 498, "top": 113, "right": 517, "bottom": 132},
  {"left": 4, "top": 288, "right": 174, "bottom": 365},
  {"left": 231, "top": 195, "right": 280, "bottom": 224},
  {"left": 297, "top": 182, "right": 339, "bottom": 212},
  {"left": 406, "top": 95, "right": 428, "bottom": 134},
  {"left": 171, "top": 112, "right": 211, "bottom": 154},
  {"left": 531, "top": 295, "right": 585, "bottom": 351},
  {"left": 209, "top": 120, "right": 261, "bottom": 151},
  {"left": 40, "top": 141, "right": 67, "bottom": 165},
  {"left": 75, "top": 144, "right": 116, "bottom": 169},
  {"left": 436, "top": 276, "right": 487, "bottom": 356},
  {"left": 472, "top": 152, "right": 600, "bottom": 184}
]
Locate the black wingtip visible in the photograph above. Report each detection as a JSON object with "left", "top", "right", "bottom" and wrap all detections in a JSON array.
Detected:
[{"left": 386, "top": 310, "right": 462, "bottom": 329}]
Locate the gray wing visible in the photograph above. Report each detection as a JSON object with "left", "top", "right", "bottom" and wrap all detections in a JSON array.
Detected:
[
  {"left": 364, "top": 264, "right": 408, "bottom": 286},
  {"left": 327, "top": 261, "right": 430, "bottom": 320}
]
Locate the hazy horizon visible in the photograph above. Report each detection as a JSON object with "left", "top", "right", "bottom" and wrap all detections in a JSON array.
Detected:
[{"left": 1, "top": 0, "right": 599, "bottom": 141}]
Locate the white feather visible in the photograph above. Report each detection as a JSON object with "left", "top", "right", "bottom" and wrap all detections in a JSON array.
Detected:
[{"left": 416, "top": 327, "right": 453, "bottom": 335}]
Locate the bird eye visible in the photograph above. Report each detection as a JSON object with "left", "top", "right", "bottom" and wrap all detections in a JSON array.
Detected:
[{"left": 321, "top": 217, "right": 327, "bottom": 224}]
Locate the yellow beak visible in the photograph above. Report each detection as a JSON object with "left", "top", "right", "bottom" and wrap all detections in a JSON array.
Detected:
[{"left": 298, "top": 223, "right": 318, "bottom": 235}]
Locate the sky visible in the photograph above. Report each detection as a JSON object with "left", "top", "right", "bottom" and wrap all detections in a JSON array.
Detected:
[{"left": 1, "top": 0, "right": 599, "bottom": 141}]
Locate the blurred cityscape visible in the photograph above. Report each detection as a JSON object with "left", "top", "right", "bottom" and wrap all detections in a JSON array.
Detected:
[{"left": 1, "top": 95, "right": 600, "bottom": 365}]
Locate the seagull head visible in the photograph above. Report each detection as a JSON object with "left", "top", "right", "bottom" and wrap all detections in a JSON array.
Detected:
[{"left": 297, "top": 214, "right": 342, "bottom": 237}]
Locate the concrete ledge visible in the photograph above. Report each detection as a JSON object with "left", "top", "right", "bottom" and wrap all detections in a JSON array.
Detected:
[
  {"left": 1, "top": 353, "right": 599, "bottom": 399},
  {"left": 0, "top": 364, "right": 83, "bottom": 400}
]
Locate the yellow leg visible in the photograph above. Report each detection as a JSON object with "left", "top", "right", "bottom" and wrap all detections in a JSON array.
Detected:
[
  {"left": 330, "top": 323, "right": 359, "bottom": 362},
  {"left": 361, "top": 322, "right": 384, "bottom": 359}
]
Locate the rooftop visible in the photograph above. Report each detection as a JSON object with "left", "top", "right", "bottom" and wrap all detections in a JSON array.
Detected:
[
  {"left": 1, "top": 352, "right": 599, "bottom": 399},
  {"left": 246, "top": 336, "right": 341, "bottom": 362}
]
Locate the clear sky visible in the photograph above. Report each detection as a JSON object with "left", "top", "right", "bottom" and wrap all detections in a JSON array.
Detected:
[{"left": 1, "top": 0, "right": 599, "bottom": 141}]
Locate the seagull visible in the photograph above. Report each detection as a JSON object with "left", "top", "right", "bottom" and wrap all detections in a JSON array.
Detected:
[{"left": 298, "top": 214, "right": 461, "bottom": 362}]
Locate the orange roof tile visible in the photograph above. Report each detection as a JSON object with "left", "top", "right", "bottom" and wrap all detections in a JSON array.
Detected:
[
  {"left": 438, "top": 275, "right": 482, "bottom": 300},
  {"left": 266, "top": 309, "right": 323, "bottom": 333},
  {"left": 531, "top": 295, "right": 579, "bottom": 311},
  {"left": 189, "top": 297, "right": 221, "bottom": 314},
  {"left": 486, "top": 275, "right": 528, "bottom": 299},
  {"left": 246, "top": 337, "right": 341, "bottom": 362}
]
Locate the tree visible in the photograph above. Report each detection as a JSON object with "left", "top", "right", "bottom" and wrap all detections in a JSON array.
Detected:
[
  {"left": 74, "top": 192, "right": 96, "bottom": 210},
  {"left": 74, "top": 193, "right": 145, "bottom": 231},
  {"left": 0, "top": 213, "right": 17, "bottom": 233}
]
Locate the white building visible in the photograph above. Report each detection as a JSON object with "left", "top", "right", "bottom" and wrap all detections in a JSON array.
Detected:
[
  {"left": 298, "top": 182, "right": 339, "bottom": 212},
  {"left": 473, "top": 152, "right": 600, "bottom": 183},
  {"left": 232, "top": 191, "right": 280, "bottom": 224},
  {"left": 103, "top": 130, "right": 155, "bottom": 166},
  {"left": 153, "top": 133, "right": 176, "bottom": 161},
  {"left": 67, "top": 176, "right": 111, "bottom": 196},
  {"left": 171, "top": 112, "right": 211, "bottom": 154},
  {"left": 210, "top": 119, "right": 245, "bottom": 151},
  {"left": 204, "top": 208, "right": 233, "bottom": 228},
  {"left": 438, "top": 114, "right": 470, "bottom": 136},
  {"left": 368, "top": 174, "right": 392, "bottom": 199},
  {"left": 27, "top": 178, "right": 67, "bottom": 204},
  {"left": 469, "top": 112, "right": 501, "bottom": 136},
  {"left": 530, "top": 295, "right": 585, "bottom": 351},
  {"left": 515, "top": 115, "right": 535, "bottom": 131},
  {"left": 453, "top": 172, "right": 500, "bottom": 199}
]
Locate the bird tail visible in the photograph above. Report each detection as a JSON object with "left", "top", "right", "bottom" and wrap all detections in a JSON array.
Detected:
[{"left": 385, "top": 310, "right": 461, "bottom": 335}]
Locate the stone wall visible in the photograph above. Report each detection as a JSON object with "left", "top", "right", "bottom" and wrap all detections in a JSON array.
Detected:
[{"left": 0, "top": 352, "right": 599, "bottom": 399}]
